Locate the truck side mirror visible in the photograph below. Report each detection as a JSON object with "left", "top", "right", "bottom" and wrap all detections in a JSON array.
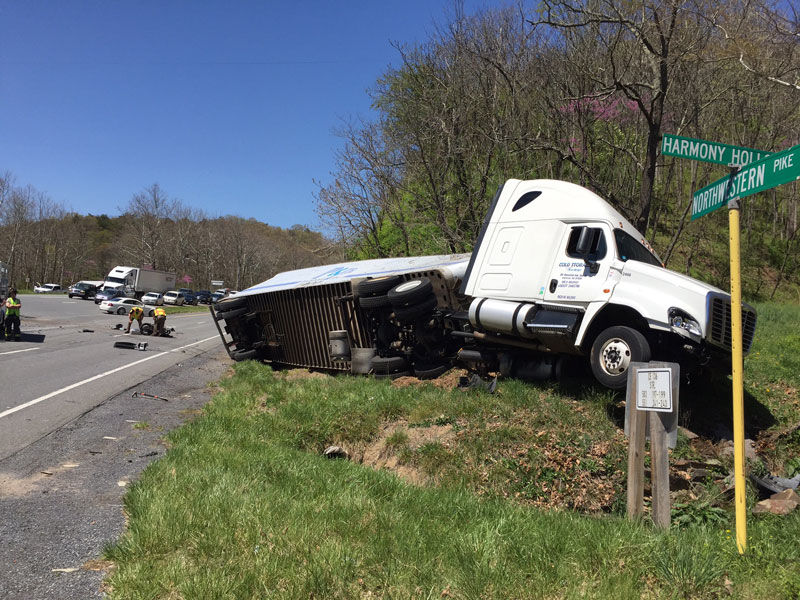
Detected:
[
  {"left": 574, "top": 226, "right": 600, "bottom": 273},
  {"left": 575, "top": 227, "right": 594, "bottom": 255}
]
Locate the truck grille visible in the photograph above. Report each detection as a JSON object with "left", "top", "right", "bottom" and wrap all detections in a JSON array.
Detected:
[
  {"left": 247, "top": 282, "right": 372, "bottom": 370},
  {"left": 707, "top": 294, "right": 757, "bottom": 354}
]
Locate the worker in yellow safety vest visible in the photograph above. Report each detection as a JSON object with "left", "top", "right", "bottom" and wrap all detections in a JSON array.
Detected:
[
  {"left": 125, "top": 305, "right": 144, "bottom": 334},
  {"left": 4, "top": 288, "right": 22, "bottom": 341},
  {"left": 152, "top": 306, "right": 167, "bottom": 336}
]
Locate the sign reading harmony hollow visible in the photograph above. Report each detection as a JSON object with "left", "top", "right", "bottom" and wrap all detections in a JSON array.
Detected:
[
  {"left": 662, "top": 134, "right": 772, "bottom": 167},
  {"left": 691, "top": 143, "right": 800, "bottom": 220},
  {"left": 635, "top": 368, "right": 673, "bottom": 412}
]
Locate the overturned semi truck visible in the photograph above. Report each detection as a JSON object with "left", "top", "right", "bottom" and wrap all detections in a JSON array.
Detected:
[{"left": 211, "top": 179, "right": 756, "bottom": 390}]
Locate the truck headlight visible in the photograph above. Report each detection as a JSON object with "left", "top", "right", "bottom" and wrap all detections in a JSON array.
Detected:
[{"left": 668, "top": 308, "right": 702, "bottom": 340}]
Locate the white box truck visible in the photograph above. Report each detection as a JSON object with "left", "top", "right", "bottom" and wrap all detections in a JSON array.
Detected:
[
  {"left": 210, "top": 179, "right": 756, "bottom": 390},
  {"left": 103, "top": 266, "right": 176, "bottom": 299}
]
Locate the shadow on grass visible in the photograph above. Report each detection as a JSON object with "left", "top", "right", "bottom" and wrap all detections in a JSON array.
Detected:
[{"left": 553, "top": 358, "right": 777, "bottom": 442}]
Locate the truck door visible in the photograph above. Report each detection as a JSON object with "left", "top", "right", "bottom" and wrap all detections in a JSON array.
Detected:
[{"left": 544, "top": 223, "right": 618, "bottom": 307}]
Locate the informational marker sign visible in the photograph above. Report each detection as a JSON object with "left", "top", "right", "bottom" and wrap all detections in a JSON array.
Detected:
[
  {"left": 691, "top": 143, "right": 800, "bottom": 220},
  {"left": 662, "top": 134, "right": 771, "bottom": 167},
  {"left": 636, "top": 368, "right": 673, "bottom": 412},
  {"left": 211, "top": 280, "right": 224, "bottom": 287}
]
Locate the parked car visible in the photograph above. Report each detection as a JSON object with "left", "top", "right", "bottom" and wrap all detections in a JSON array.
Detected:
[
  {"left": 195, "top": 290, "right": 213, "bottom": 304},
  {"left": 34, "top": 283, "right": 63, "bottom": 293},
  {"left": 210, "top": 292, "right": 225, "bottom": 303},
  {"left": 99, "top": 297, "right": 155, "bottom": 316},
  {"left": 95, "top": 287, "right": 126, "bottom": 304},
  {"left": 141, "top": 291, "right": 165, "bottom": 306},
  {"left": 163, "top": 290, "right": 186, "bottom": 306},
  {"left": 178, "top": 288, "right": 198, "bottom": 305},
  {"left": 68, "top": 282, "right": 99, "bottom": 299}
]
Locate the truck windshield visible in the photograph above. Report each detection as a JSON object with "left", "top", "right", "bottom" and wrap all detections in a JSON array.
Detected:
[
  {"left": 613, "top": 229, "right": 662, "bottom": 267},
  {"left": 106, "top": 276, "right": 126, "bottom": 284}
]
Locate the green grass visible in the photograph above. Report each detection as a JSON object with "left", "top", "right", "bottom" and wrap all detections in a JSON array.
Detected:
[
  {"left": 162, "top": 303, "right": 211, "bottom": 315},
  {"left": 104, "top": 302, "right": 800, "bottom": 599}
]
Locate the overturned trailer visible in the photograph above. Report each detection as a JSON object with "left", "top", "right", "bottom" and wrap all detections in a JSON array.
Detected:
[{"left": 212, "top": 179, "right": 756, "bottom": 390}]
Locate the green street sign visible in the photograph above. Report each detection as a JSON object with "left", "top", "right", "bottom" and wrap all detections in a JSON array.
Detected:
[
  {"left": 691, "top": 144, "right": 800, "bottom": 220},
  {"left": 662, "top": 134, "right": 771, "bottom": 166}
]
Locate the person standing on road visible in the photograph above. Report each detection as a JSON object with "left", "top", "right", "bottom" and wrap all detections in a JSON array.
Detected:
[
  {"left": 125, "top": 305, "right": 144, "bottom": 334},
  {"left": 4, "top": 288, "right": 22, "bottom": 341},
  {"left": 152, "top": 306, "right": 167, "bottom": 336}
]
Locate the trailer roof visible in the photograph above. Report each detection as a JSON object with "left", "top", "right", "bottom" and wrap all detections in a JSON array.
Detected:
[{"left": 238, "top": 253, "right": 472, "bottom": 296}]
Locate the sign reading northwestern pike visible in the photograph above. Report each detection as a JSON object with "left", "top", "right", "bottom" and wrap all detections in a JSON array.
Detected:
[
  {"left": 662, "top": 134, "right": 772, "bottom": 166},
  {"left": 691, "top": 144, "right": 800, "bottom": 220}
]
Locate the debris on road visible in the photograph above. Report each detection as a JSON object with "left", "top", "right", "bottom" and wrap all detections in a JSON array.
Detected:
[
  {"left": 132, "top": 391, "right": 170, "bottom": 402},
  {"left": 81, "top": 329, "right": 94, "bottom": 333},
  {"left": 113, "top": 341, "right": 148, "bottom": 351}
]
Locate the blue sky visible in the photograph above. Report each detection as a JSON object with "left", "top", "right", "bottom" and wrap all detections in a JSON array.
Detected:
[{"left": 0, "top": 1, "right": 489, "bottom": 230}]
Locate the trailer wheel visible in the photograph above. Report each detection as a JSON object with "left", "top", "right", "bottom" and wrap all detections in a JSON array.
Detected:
[
  {"left": 357, "top": 275, "right": 403, "bottom": 296},
  {"left": 370, "top": 355, "right": 408, "bottom": 374},
  {"left": 358, "top": 294, "right": 391, "bottom": 310},
  {"left": 393, "top": 295, "right": 438, "bottom": 323},
  {"left": 220, "top": 307, "right": 249, "bottom": 320},
  {"left": 413, "top": 362, "right": 450, "bottom": 380},
  {"left": 590, "top": 326, "right": 650, "bottom": 390},
  {"left": 232, "top": 349, "right": 258, "bottom": 361},
  {"left": 215, "top": 297, "right": 247, "bottom": 314},
  {"left": 388, "top": 278, "right": 433, "bottom": 307}
]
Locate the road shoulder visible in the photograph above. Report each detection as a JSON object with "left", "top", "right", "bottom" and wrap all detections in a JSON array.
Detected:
[{"left": 0, "top": 347, "right": 231, "bottom": 600}]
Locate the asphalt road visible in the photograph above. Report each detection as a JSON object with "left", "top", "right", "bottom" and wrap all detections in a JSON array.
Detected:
[
  {"left": 0, "top": 294, "right": 233, "bottom": 599},
  {"left": 0, "top": 294, "right": 222, "bottom": 460}
]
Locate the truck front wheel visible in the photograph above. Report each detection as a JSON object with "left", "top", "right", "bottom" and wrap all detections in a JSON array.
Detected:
[{"left": 590, "top": 326, "right": 650, "bottom": 390}]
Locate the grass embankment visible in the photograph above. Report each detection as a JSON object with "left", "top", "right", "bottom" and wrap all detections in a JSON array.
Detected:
[
  {"left": 162, "top": 304, "right": 212, "bottom": 315},
  {"left": 105, "top": 304, "right": 800, "bottom": 599}
]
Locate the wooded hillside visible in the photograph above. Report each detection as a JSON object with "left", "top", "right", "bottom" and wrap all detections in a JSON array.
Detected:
[
  {"left": 0, "top": 177, "right": 342, "bottom": 291},
  {"left": 315, "top": 0, "right": 800, "bottom": 301}
]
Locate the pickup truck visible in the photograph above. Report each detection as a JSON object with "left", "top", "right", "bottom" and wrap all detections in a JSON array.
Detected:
[{"left": 211, "top": 179, "right": 756, "bottom": 390}]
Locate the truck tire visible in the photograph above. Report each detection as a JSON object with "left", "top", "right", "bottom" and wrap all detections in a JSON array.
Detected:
[
  {"left": 358, "top": 294, "right": 391, "bottom": 310},
  {"left": 370, "top": 355, "right": 408, "bottom": 375},
  {"left": 388, "top": 278, "right": 433, "bottom": 307},
  {"left": 220, "top": 307, "right": 249, "bottom": 320},
  {"left": 590, "top": 326, "right": 650, "bottom": 390},
  {"left": 357, "top": 275, "right": 403, "bottom": 296},
  {"left": 393, "top": 295, "right": 438, "bottom": 323},
  {"left": 215, "top": 297, "right": 247, "bottom": 314},
  {"left": 413, "top": 362, "right": 450, "bottom": 380},
  {"left": 232, "top": 349, "right": 258, "bottom": 361}
]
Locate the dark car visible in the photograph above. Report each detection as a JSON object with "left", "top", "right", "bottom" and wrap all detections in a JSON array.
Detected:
[
  {"left": 194, "top": 290, "right": 213, "bottom": 304},
  {"left": 210, "top": 292, "right": 225, "bottom": 304},
  {"left": 178, "top": 288, "right": 198, "bottom": 305},
  {"left": 68, "top": 282, "right": 99, "bottom": 299},
  {"left": 94, "top": 287, "right": 126, "bottom": 304}
]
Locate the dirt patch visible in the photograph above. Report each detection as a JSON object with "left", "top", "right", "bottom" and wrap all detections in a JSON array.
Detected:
[
  {"left": 356, "top": 420, "right": 457, "bottom": 486},
  {"left": 390, "top": 369, "right": 467, "bottom": 390}
]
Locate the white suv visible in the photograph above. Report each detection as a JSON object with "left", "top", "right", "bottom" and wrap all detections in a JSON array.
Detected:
[{"left": 163, "top": 291, "right": 186, "bottom": 306}]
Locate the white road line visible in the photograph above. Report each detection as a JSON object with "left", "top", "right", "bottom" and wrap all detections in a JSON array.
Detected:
[
  {"left": 0, "top": 335, "right": 219, "bottom": 420},
  {"left": 0, "top": 347, "right": 40, "bottom": 357}
]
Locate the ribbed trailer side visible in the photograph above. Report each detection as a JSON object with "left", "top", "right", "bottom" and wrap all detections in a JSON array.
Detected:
[{"left": 248, "top": 281, "right": 372, "bottom": 370}]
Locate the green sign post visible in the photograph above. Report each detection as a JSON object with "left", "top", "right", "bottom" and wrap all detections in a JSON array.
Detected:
[
  {"left": 662, "top": 134, "right": 772, "bottom": 166},
  {"left": 691, "top": 143, "right": 800, "bottom": 220}
]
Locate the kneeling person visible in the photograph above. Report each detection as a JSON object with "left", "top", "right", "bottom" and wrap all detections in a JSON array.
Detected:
[
  {"left": 152, "top": 306, "right": 167, "bottom": 336},
  {"left": 125, "top": 305, "right": 144, "bottom": 334}
]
